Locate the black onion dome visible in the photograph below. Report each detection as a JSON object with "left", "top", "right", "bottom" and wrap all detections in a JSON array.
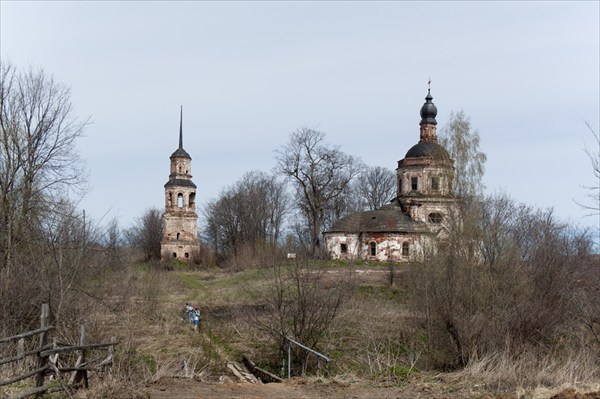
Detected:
[
  {"left": 419, "top": 90, "right": 437, "bottom": 125},
  {"left": 405, "top": 142, "right": 450, "bottom": 160}
]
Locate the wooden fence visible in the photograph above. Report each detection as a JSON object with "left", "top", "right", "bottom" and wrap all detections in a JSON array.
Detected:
[{"left": 0, "top": 303, "right": 117, "bottom": 399}]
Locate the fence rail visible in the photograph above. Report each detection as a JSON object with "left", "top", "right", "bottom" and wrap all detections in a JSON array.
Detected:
[
  {"left": 285, "top": 336, "right": 330, "bottom": 379},
  {"left": 0, "top": 303, "right": 117, "bottom": 398}
]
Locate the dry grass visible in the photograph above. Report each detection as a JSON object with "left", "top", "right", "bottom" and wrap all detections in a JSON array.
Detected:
[
  {"left": 454, "top": 347, "right": 600, "bottom": 395},
  {"left": 5, "top": 260, "right": 596, "bottom": 399}
]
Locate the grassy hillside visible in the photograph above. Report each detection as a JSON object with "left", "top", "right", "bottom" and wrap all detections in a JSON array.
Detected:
[{"left": 3, "top": 259, "right": 597, "bottom": 399}]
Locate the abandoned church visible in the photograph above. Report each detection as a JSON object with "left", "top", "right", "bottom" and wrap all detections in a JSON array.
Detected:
[
  {"left": 160, "top": 107, "right": 201, "bottom": 262},
  {"left": 324, "top": 90, "right": 457, "bottom": 262}
]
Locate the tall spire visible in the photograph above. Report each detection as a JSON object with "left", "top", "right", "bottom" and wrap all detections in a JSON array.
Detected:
[{"left": 179, "top": 105, "right": 183, "bottom": 149}]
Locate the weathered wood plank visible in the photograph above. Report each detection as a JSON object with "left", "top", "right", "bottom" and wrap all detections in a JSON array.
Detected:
[
  {"left": 0, "top": 343, "right": 53, "bottom": 366},
  {"left": 35, "top": 303, "right": 50, "bottom": 392},
  {"left": 39, "top": 342, "right": 117, "bottom": 357},
  {"left": 0, "top": 326, "right": 54, "bottom": 344},
  {"left": 0, "top": 364, "right": 50, "bottom": 386},
  {"left": 253, "top": 365, "right": 283, "bottom": 383}
]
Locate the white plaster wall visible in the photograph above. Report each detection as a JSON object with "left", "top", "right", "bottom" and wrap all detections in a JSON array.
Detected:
[{"left": 325, "top": 232, "right": 427, "bottom": 263}]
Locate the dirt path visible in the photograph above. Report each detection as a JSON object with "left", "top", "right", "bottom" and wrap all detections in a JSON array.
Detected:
[
  {"left": 147, "top": 378, "right": 600, "bottom": 399},
  {"left": 147, "top": 377, "right": 504, "bottom": 399}
]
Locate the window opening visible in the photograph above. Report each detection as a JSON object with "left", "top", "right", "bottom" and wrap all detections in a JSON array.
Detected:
[
  {"left": 431, "top": 177, "right": 439, "bottom": 191},
  {"left": 176, "top": 232, "right": 180, "bottom": 240},
  {"left": 370, "top": 242, "right": 376, "bottom": 256},
  {"left": 340, "top": 243, "right": 347, "bottom": 254},
  {"left": 177, "top": 193, "right": 184, "bottom": 208},
  {"left": 172, "top": 252, "right": 177, "bottom": 258},
  {"left": 428, "top": 213, "right": 443, "bottom": 223},
  {"left": 189, "top": 193, "right": 196, "bottom": 209},
  {"left": 411, "top": 177, "right": 418, "bottom": 191},
  {"left": 168, "top": 192, "right": 172, "bottom": 207},
  {"left": 185, "top": 252, "right": 189, "bottom": 258},
  {"left": 399, "top": 178, "right": 403, "bottom": 194},
  {"left": 402, "top": 242, "right": 409, "bottom": 257}
]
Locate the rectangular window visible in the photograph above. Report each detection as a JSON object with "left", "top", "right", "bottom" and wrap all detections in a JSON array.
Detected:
[
  {"left": 340, "top": 243, "right": 347, "bottom": 254},
  {"left": 402, "top": 242, "right": 409, "bottom": 257},
  {"left": 370, "top": 242, "right": 376, "bottom": 256},
  {"left": 411, "top": 177, "right": 418, "bottom": 191},
  {"left": 431, "top": 177, "right": 439, "bottom": 191}
]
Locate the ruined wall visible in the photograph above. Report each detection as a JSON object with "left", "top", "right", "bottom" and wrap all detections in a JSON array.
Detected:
[
  {"left": 325, "top": 232, "right": 428, "bottom": 263},
  {"left": 160, "top": 240, "right": 200, "bottom": 261}
]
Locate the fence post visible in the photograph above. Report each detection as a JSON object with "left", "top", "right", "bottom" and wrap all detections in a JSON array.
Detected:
[
  {"left": 107, "top": 336, "right": 115, "bottom": 377},
  {"left": 35, "top": 303, "right": 49, "bottom": 394},
  {"left": 72, "top": 323, "right": 88, "bottom": 388}
]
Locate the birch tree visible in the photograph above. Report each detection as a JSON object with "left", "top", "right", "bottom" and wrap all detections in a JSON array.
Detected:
[{"left": 439, "top": 111, "right": 487, "bottom": 198}]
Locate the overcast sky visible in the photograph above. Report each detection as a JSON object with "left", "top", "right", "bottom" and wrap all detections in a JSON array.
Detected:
[{"left": 1, "top": 1, "right": 599, "bottom": 237}]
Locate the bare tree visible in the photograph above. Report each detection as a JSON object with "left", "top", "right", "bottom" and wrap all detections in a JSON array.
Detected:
[
  {"left": 125, "top": 207, "right": 163, "bottom": 261},
  {"left": 275, "top": 127, "right": 363, "bottom": 256},
  {"left": 353, "top": 165, "right": 396, "bottom": 210},
  {"left": 103, "top": 217, "right": 123, "bottom": 269},
  {"left": 252, "top": 260, "right": 353, "bottom": 376},
  {"left": 439, "top": 111, "right": 487, "bottom": 198},
  {"left": 203, "top": 171, "right": 288, "bottom": 262},
  {"left": 576, "top": 122, "right": 599, "bottom": 215},
  {"left": 0, "top": 61, "right": 91, "bottom": 335},
  {"left": 409, "top": 193, "right": 596, "bottom": 368},
  {"left": 0, "top": 61, "right": 88, "bottom": 271}
]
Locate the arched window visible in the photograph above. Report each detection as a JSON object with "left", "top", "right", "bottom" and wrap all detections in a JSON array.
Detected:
[
  {"left": 177, "top": 193, "right": 184, "bottom": 208},
  {"left": 370, "top": 242, "right": 376, "bottom": 256},
  {"left": 176, "top": 232, "right": 180, "bottom": 240},
  {"left": 184, "top": 252, "right": 189, "bottom": 259},
  {"left": 402, "top": 242, "right": 409, "bottom": 258},
  {"left": 167, "top": 192, "right": 172, "bottom": 207},
  {"left": 411, "top": 177, "right": 418, "bottom": 191},
  {"left": 189, "top": 192, "right": 196, "bottom": 209},
  {"left": 172, "top": 252, "right": 177, "bottom": 258},
  {"left": 428, "top": 213, "right": 443, "bottom": 223}
]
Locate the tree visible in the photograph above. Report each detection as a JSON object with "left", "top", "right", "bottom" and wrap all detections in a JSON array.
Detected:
[
  {"left": 275, "top": 127, "right": 363, "bottom": 256},
  {"left": 0, "top": 61, "right": 88, "bottom": 271},
  {"left": 408, "top": 193, "right": 596, "bottom": 368},
  {"left": 576, "top": 122, "right": 599, "bottom": 215},
  {"left": 203, "top": 171, "right": 288, "bottom": 262},
  {"left": 251, "top": 260, "right": 353, "bottom": 376},
  {"left": 0, "top": 61, "right": 91, "bottom": 335},
  {"left": 125, "top": 207, "right": 163, "bottom": 260},
  {"left": 103, "top": 217, "right": 123, "bottom": 269},
  {"left": 439, "top": 111, "right": 487, "bottom": 198},
  {"left": 353, "top": 165, "right": 396, "bottom": 211}
]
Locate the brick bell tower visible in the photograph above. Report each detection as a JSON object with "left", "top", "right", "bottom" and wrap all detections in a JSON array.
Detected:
[{"left": 160, "top": 107, "right": 201, "bottom": 262}]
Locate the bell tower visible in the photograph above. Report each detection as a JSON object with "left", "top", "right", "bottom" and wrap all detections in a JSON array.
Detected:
[
  {"left": 160, "top": 107, "right": 201, "bottom": 262},
  {"left": 396, "top": 86, "right": 456, "bottom": 233}
]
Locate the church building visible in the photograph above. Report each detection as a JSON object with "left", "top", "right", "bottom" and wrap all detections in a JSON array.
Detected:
[
  {"left": 160, "top": 108, "right": 201, "bottom": 262},
  {"left": 324, "top": 89, "right": 457, "bottom": 262}
]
